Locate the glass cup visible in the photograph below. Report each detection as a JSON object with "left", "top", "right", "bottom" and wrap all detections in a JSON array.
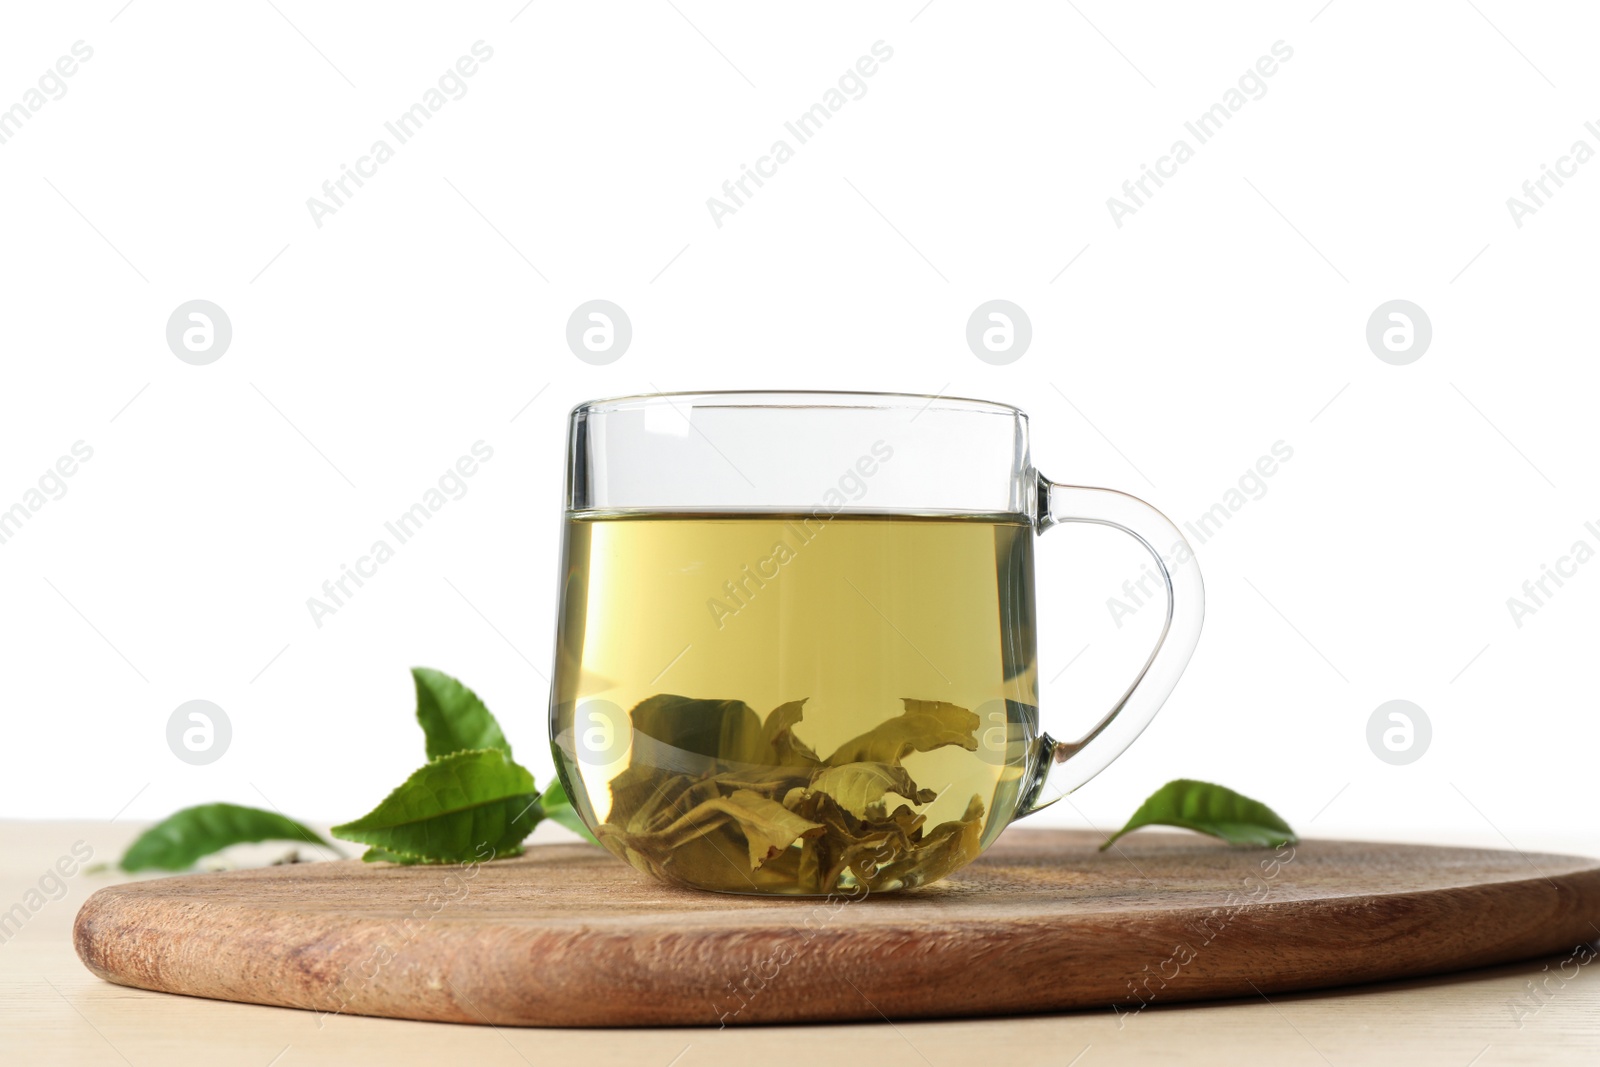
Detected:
[{"left": 549, "top": 391, "right": 1203, "bottom": 896}]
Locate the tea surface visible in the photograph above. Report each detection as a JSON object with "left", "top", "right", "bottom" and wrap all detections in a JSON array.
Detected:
[{"left": 550, "top": 512, "right": 1041, "bottom": 894}]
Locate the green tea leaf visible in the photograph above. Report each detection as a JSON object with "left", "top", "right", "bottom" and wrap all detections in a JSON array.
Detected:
[
  {"left": 761, "top": 699, "right": 822, "bottom": 768},
  {"left": 539, "top": 779, "right": 599, "bottom": 845},
  {"left": 413, "top": 667, "right": 510, "bottom": 761},
  {"left": 628, "top": 694, "right": 767, "bottom": 766},
  {"left": 1101, "top": 779, "right": 1297, "bottom": 850},
  {"left": 361, "top": 846, "right": 423, "bottom": 865},
  {"left": 120, "top": 803, "right": 338, "bottom": 872},
  {"left": 332, "top": 748, "right": 542, "bottom": 863},
  {"left": 597, "top": 788, "right": 824, "bottom": 871},
  {"left": 361, "top": 845, "right": 491, "bottom": 866},
  {"left": 825, "top": 698, "right": 980, "bottom": 766},
  {"left": 806, "top": 762, "right": 936, "bottom": 819},
  {"left": 787, "top": 790, "right": 986, "bottom": 892},
  {"left": 876, "top": 794, "right": 986, "bottom": 887}
]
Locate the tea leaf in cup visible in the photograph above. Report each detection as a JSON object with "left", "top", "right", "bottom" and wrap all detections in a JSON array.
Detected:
[
  {"left": 1100, "top": 779, "right": 1297, "bottom": 850},
  {"left": 593, "top": 695, "right": 989, "bottom": 893},
  {"left": 787, "top": 790, "right": 985, "bottom": 892},
  {"left": 332, "top": 748, "right": 542, "bottom": 862},
  {"left": 761, "top": 698, "right": 822, "bottom": 768},
  {"left": 596, "top": 786, "right": 825, "bottom": 873},
  {"left": 627, "top": 693, "right": 768, "bottom": 766},
  {"left": 872, "top": 794, "right": 986, "bottom": 887},
  {"left": 805, "top": 762, "right": 937, "bottom": 819},
  {"left": 413, "top": 666, "right": 511, "bottom": 761},
  {"left": 119, "top": 803, "right": 339, "bottom": 872},
  {"left": 824, "top": 698, "right": 981, "bottom": 766}
]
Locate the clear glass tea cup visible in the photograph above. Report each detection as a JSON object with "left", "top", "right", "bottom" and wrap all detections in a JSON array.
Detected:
[{"left": 550, "top": 391, "right": 1203, "bottom": 895}]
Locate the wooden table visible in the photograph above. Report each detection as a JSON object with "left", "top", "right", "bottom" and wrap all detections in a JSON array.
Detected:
[{"left": 5, "top": 819, "right": 1598, "bottom": 1066}]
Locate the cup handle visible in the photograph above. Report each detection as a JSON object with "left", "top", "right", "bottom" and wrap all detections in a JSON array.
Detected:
[{"left": 1016, "top": 476, "right": 1206, "bottom": 816}]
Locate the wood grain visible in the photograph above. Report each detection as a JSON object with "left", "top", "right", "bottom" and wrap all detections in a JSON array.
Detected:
[{"left": 72, "top": 829, "right": 1600, "bottom": 1027}]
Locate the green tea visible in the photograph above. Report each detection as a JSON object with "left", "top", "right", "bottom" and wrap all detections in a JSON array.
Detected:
[{"left": 550, "top": 512, "right": 1041, "bottom": 895}]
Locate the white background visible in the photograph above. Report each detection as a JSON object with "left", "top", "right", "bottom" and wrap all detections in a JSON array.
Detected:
[{"left": 1, "top": 1, "right": 1595, "bottom": 858}]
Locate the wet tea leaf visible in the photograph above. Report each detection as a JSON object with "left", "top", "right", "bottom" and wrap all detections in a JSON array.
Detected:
[
  {"left": 595, "top": 694, "right": 997, "bottom": 892},
  {"left": 120, "top": 803, "right": 337, "bottom": 872},
  {"left": 825, "top": 698, "right": 980, "bottom": 766},
  {"left": 1101, "top": 779, "right": 1297, "bottom": 850},
  {"left": 628, "top": 694, "right": 768, "bottom": 766},
  {"left": 332, "top": 748, "right": 542, "bottom": 863},
  {"left": 413, "top": 666, "right": 510, "bottom": 761},
  {"left": 807, "top": 762, "right": 936, "bottom": 819},
  {"left": 762, "top": 699, "right": 822, "bottom": 767},
  {"left": 788, "top": 789, "right": 985, "bottom": 892},
  {"left": 872, "top": 794, "right": 986, "bottom": 887},
  {"left": 598, "top": 788, "right": 824, "bottom": 871}
]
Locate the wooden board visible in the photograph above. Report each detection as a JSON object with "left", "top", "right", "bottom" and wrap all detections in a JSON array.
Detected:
[{"left": 73, "top": 830, "right": 1600, "bottom": 1027}]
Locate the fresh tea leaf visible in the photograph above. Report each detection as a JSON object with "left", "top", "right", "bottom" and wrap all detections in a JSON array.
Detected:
[
  {"left": 1101, "top": 779, "right": 1297, "bottom": 850},
  {"left": 361, "top": 846, "right": 423, "bottom": 865},
  {"left": 361, "top": 844, "right": 495, "bottom": 866},
  {"left": 413, "top": 667, "right": 510, "bottom": 761},
  {"left": 332, "top": 748, "right": 542, "bottom": 863},
  {"left": 120, "top": 803, "right": 337, "bottom": 872},
  {"left": 539, "top": 779, "right": 599, "bottom": 845}
]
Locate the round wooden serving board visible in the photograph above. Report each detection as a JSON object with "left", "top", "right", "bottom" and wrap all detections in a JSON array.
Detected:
[{"left": 74, "top": 830, "right": 1600, "bottom": 1027}]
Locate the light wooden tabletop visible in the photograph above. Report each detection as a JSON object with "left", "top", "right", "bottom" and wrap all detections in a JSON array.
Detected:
[{"left": 4, "top": 819, "right": 1597, "bottom": 1066}]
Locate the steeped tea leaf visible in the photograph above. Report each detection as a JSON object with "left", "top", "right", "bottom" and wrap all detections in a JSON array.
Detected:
[
  {"left": 718, "top": 791, "right": 827, "bottom": 867},
  {"left": 872, "top": 794, "right": 986, "bottom": 887},
  {"left": 806, "top": 762, "right": 936, "bottom": 819},
  {"left": 120, "top": 803, "right": 337, "bottom": 872},
  {"left": 787, "top": 789, "right": 986, "bottom": 891},
  {"left": 591, "top": 693, "right": 996, "bottom": 893},
  {"left": 413, "top": 666, "right": 511, "bottom": 760},
  {"left": 628, "top": 694, "right": 767, "bottom": 766},
  {"left": 825, "top": 698, "right": 980, "bottom": 766},
  {"left": 1101, "top": 779, "right": 1297, "bottom": 850},
  {"left": 332, "top": 748, "right": 542, "bottom": 862},
  {"left": 761, "top": 699, "right": 822, "bottom": 767},
  {"left": 598, "top": 788, "right": 824, "bottom": 871}
]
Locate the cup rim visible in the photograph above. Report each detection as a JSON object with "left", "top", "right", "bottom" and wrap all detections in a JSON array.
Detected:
[{"left": 573, "top": 389, "right": 1025, "bottom": 419}]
